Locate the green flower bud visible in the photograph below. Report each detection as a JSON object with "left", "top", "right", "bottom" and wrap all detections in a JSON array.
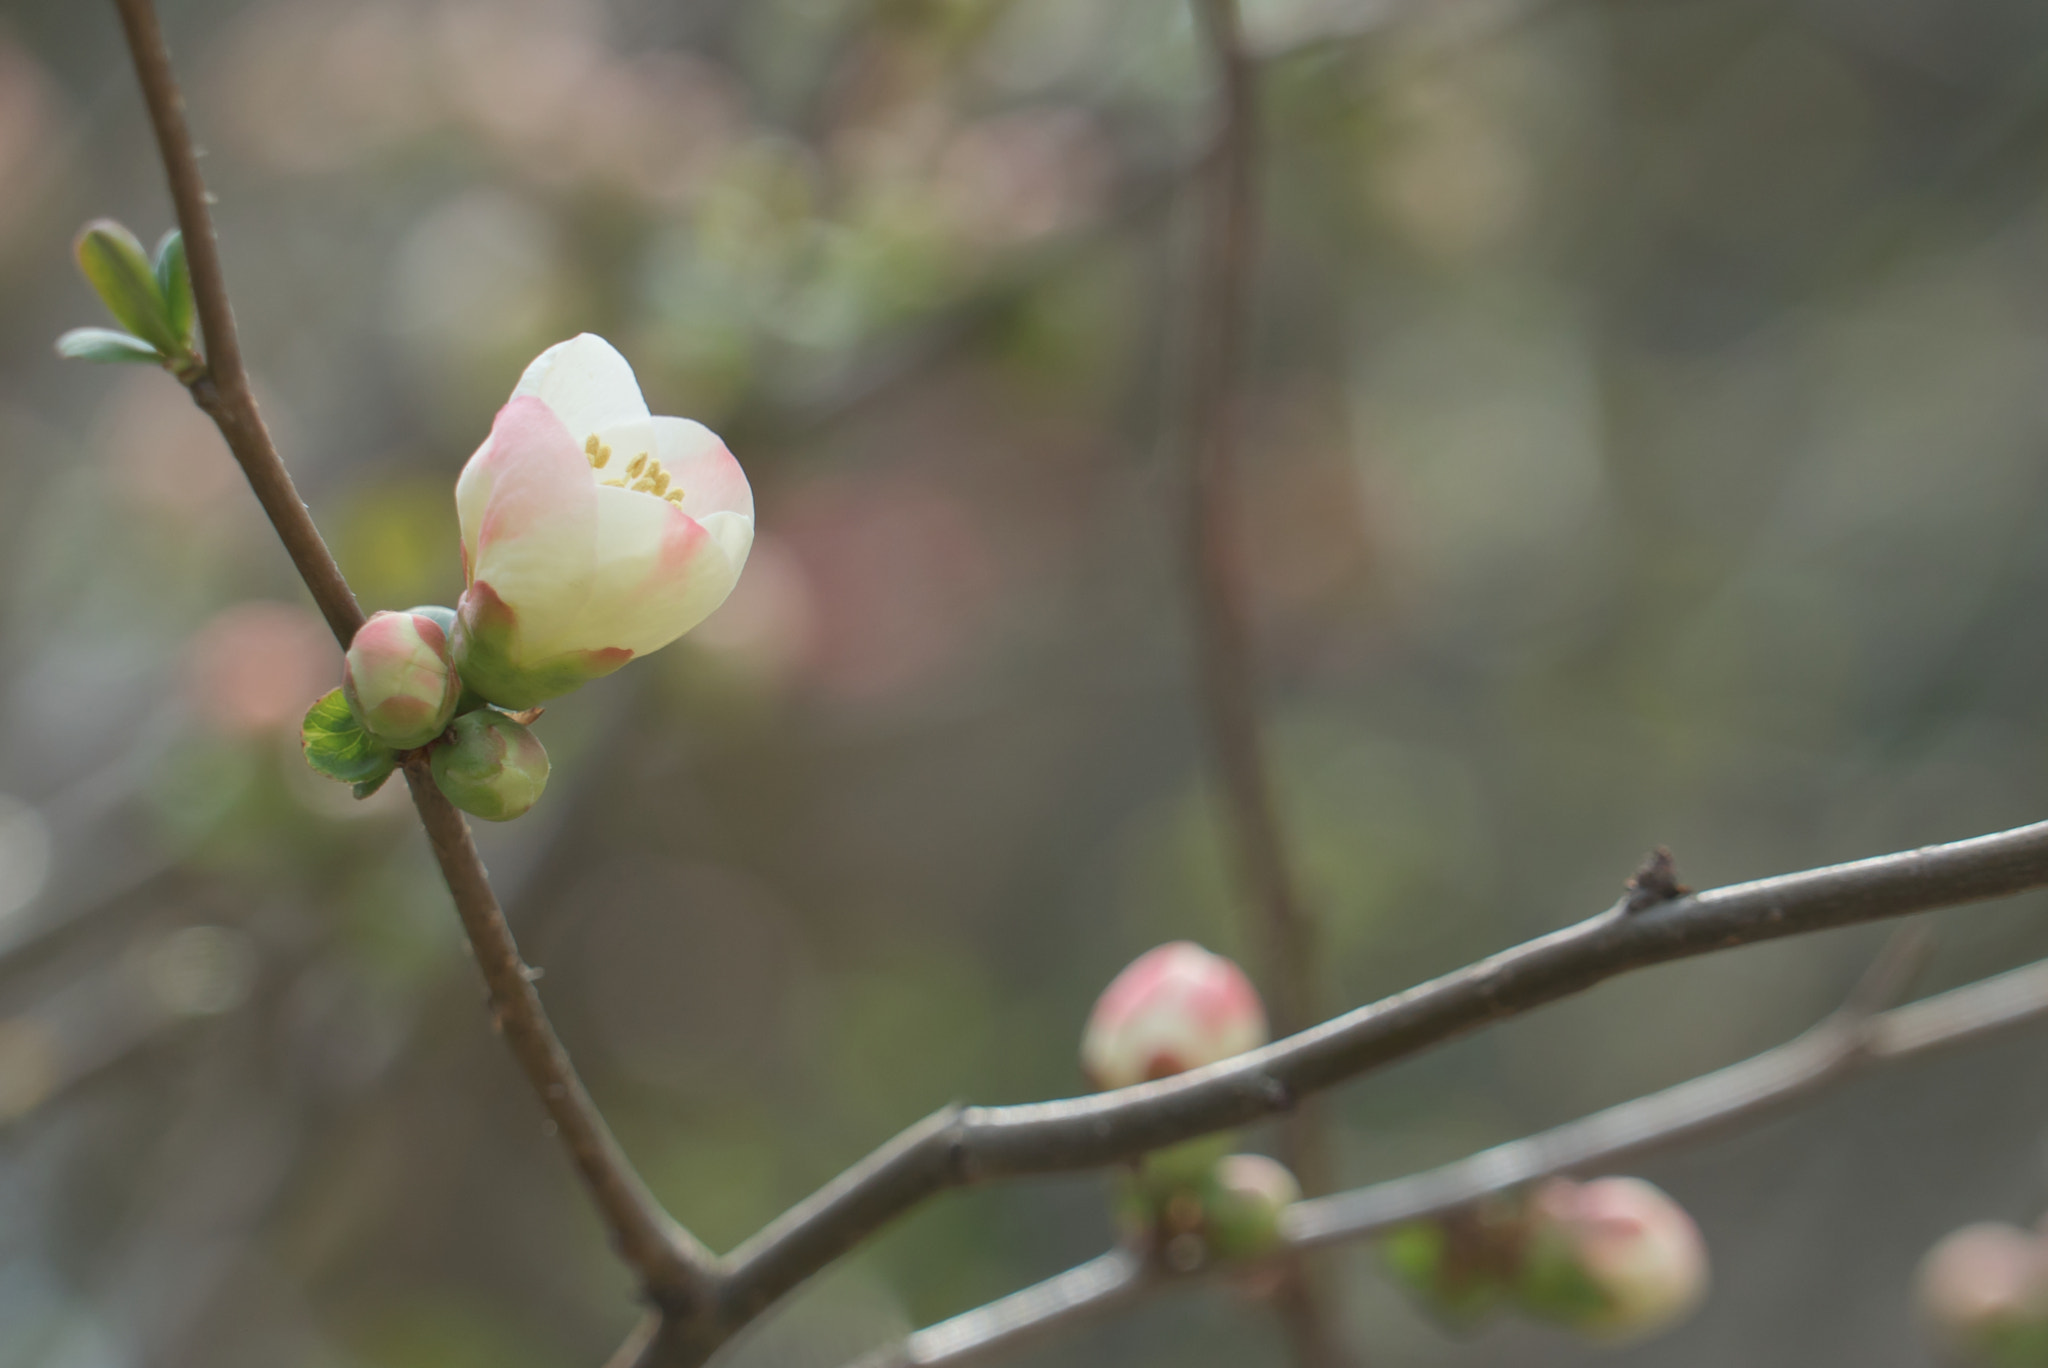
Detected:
[
  {"left": 342, "top": 610, "right": 462, "bottom": 749},
  {"left": 430, "top": 711, "right": 549, "bottom": 821},
  {"left": 1204, "top": 1154, "right": 1300, "bottom": 1262}
]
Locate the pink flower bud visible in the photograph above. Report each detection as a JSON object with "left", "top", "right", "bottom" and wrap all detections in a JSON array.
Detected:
[
  {"left": 342, "top": 609, "right": 461, "bottom": 749},
  {"left": 1918, "top": 1223, "right": 2048, "bottom": 1354},
  {"left": 429, "top": 710, "right": 549, "bottom": 821},
  {"left": 1081, "top": 942, "right": 1267, "bottom": 1090},
  {"left": 1205, "top": 1153, "right": 1301, "bottom": 1264},
  {"left": 1520, "top": 1177, "right": 1709, "bottom": 1343}
]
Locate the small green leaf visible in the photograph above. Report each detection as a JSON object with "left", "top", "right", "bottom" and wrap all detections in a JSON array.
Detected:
[
  {"left": 302, "top": 688, "right": 398, "bottom": 788},
  {"left": 74, "top": 219, "right": 179, "bottom": 354},
  {"left": 56, "top": 327, "right": 165, "bottom": 365},
  {"left": 352, "top": 771, "right": 394, "bottom": 800},
  {"left": 153, "top": 229, "right": 195, "bottom": 350}
]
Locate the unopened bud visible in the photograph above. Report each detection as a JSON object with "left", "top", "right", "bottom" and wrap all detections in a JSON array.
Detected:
[
  {"left": 430, "top": 710, "right": 549, "bottom": 821},
  {"left": 343, "top": 610, "right": 463, "bottom": 749},
  {"left": 1081, "top": 941, "right": 1267, "bottom": 1091},
  {"left": 1205, "top": 1153, "right": 1301, "bottom": 1263},
  {"left": 1519, "top": 1177, "right": 1708, "bottom": 1343},
  {"left": 1918, "top": 1223, "right": 2048, "bottom": 1360}
]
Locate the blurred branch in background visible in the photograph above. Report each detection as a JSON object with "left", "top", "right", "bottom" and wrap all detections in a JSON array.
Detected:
[
  {"left": 1178, "top": 0, "right": 1346, "bottom": 1363},
  {"left": 106, "top": 0, "right": 719, "bottom": 1324},
  {"left": 847, "top": 928, "right": 2048, "bottom": 1367}
]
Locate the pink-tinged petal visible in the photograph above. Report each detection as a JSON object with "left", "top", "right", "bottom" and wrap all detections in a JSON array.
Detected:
[
  {"left": 462, "top": 396, "right": 600, "bottom": 652},
  {"left": 452, "top": 580, "right": 635, "bottom": 709},
  {"left": 511, "top": 333, "right": 650, "bottom": 440},
  {"left": 649, "top": 415, "right": 752, "bottom": 521},
  {"left": 569, "top": 484, "right": 745, "bottom": 656}
]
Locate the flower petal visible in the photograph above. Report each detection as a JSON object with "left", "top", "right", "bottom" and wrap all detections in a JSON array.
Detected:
[
  {"left": 649, "top": 416, "right": 752, "bottom": 521},
  {"left": 511, "top": 334, "right": 651, "bottom": 440},
  {"left": 569, "top": 486, "right": 749, "bottom": 655},
  {"left": 460, "top": 396, "right": 599, "bottom": 654}
]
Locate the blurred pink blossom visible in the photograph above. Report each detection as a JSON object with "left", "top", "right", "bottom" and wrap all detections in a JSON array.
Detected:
[{"left": 185, "top": 602, "right": 338, "bottom": 736}]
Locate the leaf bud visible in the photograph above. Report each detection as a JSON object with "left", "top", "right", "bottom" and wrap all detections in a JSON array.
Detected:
[{"left": 73, "top": 219, "right": 181, "bottom": 357}]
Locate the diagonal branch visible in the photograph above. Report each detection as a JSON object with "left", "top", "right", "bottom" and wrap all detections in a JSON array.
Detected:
[
  {"left": 850, "top": 930, "right": 2048, "bottom": 1367},
  {"left": 107, "top": 0, "right": 716, "bottom": 1313},
  {"left": 714, "top": 821, "right": 2048, "bottom": 1326}
]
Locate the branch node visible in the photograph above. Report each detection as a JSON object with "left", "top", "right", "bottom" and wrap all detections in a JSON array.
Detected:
[
  {"left": 1622, "top": 847, "right": 1689, "bottom": 913},
  {"left": 1258, "top": 1073, "right": 1293, "bottom": 1111}
]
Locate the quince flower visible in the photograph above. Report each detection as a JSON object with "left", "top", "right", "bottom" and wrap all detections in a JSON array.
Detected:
[{"left": 453, "top": 335, "right": 754, "bottom": 708}]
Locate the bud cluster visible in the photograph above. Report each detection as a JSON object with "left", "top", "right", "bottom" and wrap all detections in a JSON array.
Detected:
[
  {"left": 1383, "top": 1176, "right": 1709, "bottom": 1344},
  {"left": 294, "top": 605, "right": 551, "bottom": 820},
  {"left": 1919, "top": 1221, "right": 2048, "bottom": 1365},
  {"left": 1081, "top": 943, "right": 1297, "bottom": 1276}
]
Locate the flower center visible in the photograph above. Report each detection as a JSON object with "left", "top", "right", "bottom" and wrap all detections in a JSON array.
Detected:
[{"left": 586, "top": 434, "right": 685, "bottom": 505}]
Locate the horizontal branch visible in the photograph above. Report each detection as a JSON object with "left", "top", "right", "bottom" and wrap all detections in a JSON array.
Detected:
[
  {"left": 854, "top": 934, "right": 2048, "bottom": 1366},
  {"left": 717, "top": 818, "right": 2048, "bottom": 1323}
]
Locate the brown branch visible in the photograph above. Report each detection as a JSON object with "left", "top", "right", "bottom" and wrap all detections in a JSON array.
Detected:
[
  {"left": 1177, "top": 0, "right": 1346, "bottom": 1361},
  {"left": 1182, "top": 0, "right": 1317, "bottom": 1048},
  {"left": 846, "top": 930, "right": 2048, "bottom": 1367},
  {"left": 714, "top": 819, "right": 2048, "bottom": 1327},
  {"left": 109, "top": 0, "right": 360, "bottom": 646},
  {"left": 107, "top": 0, "right": 715, "bottom": 1314}
]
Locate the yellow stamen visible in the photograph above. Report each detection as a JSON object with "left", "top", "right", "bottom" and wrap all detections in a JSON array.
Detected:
[
  {"left": 626, "top": 453, "right": 649, "bottom": 479},
  {"left": 650, "top": 470, "right": 670, "bottom": 496},
  {"left": 584, "top": 434, "right": 611, "bottom": 468},
  {"left": 600, "top": 477, "right": 627, "bottom": 487},
  {"left": 664, "top": 490, "right": 685, "bottom": 505},
  {"left": 631, "top": 476, "right": 659, "bottom": 493}
]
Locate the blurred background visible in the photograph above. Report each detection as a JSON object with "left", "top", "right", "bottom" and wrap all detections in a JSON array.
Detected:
[{"left": 4, "top": 0, "right": 2048, "bottom": 1363}]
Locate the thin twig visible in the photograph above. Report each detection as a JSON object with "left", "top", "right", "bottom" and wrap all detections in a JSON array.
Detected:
[
  {"left": 109, "top": 0, "right": 359, "bottom": 645},
  {"left": 850, "top": 931, "right": 2048, "bottom": 1366},
  {"left": 715, "top": 820, "right": 2048, "bottom": 1324},
  {"left": 849, "top": 1252, "right": 1150, "bottom": 1368},
  {"left": 1178, "top": 0, "right": 1347, "bottom": 1361},
  {"left": 107, "top": 0, "right": 715, "bottom": 1314},
  {"left": 1181, "top": 0, "right": 1317, "bottom": 1101}
]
